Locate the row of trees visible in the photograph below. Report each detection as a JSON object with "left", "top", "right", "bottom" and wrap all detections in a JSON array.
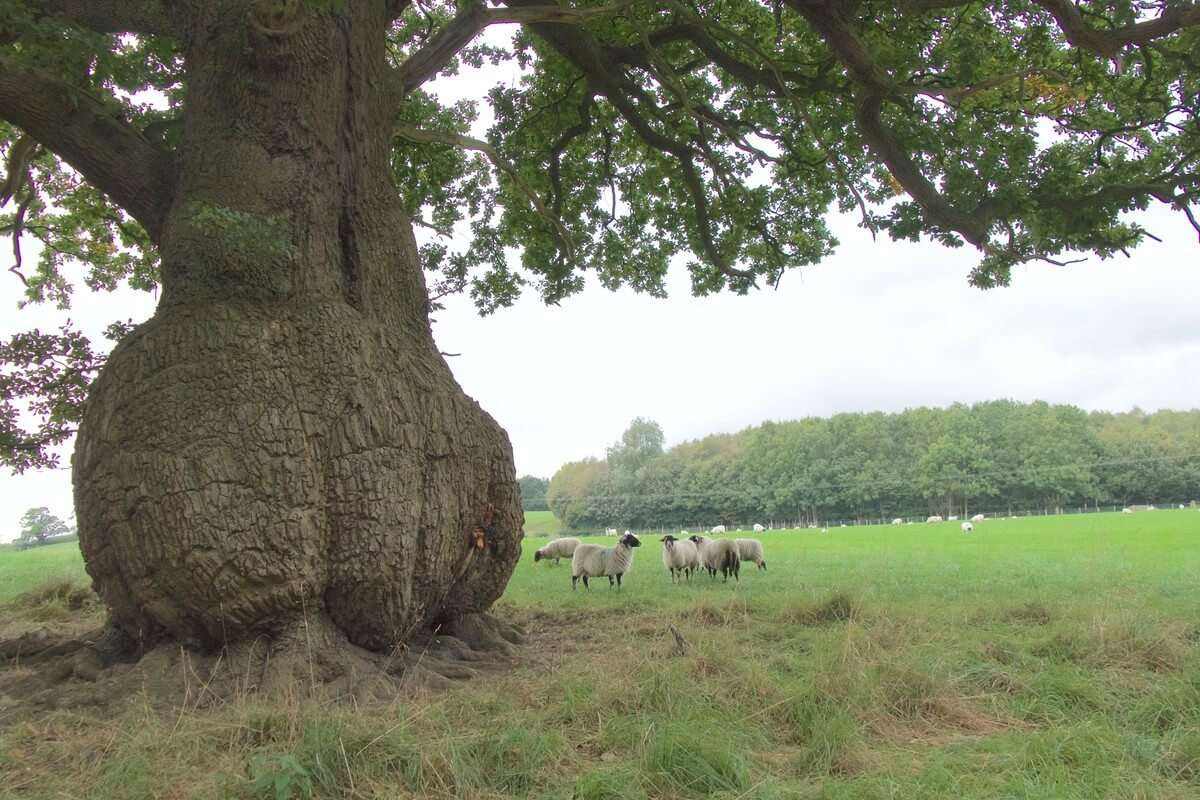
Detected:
[{"left": 544, "top": 404, "right": 1200, "bottom": 530}]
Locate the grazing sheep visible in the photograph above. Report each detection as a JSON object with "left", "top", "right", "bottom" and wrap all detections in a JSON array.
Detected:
[
  {"left": 572, "top": 533, "right": 641, "bottom": 590},
  {"left": 533, "top": 536, "right": 581, "bottom": 565},
  {"left": 970, "top": 514, "right": 985, "bottom": 522},
  {"left": 961, "top": 522, "right": 973, "bottom": 533},
  {"left": 735, "top": 538, "right": 766, "bottom": 570},
  {"left": 604, "top": 528, "right": 618, "bottom": 536},
  {"left": 926, "top": 515, "right": 944, "bottom": 523},
  {"left": 710, "top": 525, "right": 727, "bottom": 535},
  {"left": 753, "top": 523, "right": 766, "bottom": 533},
  {"left": 688, "top": 535, "right": 740, "bottom": 582},
  {"left": 1122, "top": 507, "right": 1133, "bottom": 515},
  {"left": 948, "top": 515, "right": 959, "bottom": 521},
  {"left": 892, "top": 518, "right": 903, "bottom": 526},
  {"left": 661, "top": 534, "right": 700, "bottom": 582}
]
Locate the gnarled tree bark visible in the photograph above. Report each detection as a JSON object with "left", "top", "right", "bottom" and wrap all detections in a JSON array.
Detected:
[{"left": 69, "top": 0, "right": 522, "bottom": 654}]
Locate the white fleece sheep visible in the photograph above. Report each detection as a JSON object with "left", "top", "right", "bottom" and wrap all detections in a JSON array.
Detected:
[
  {"left": 572, "top": 533, "right": 641, "bottom": 589},
  {"left": 892, "top": 518, "right": 903, "bottom": 526},
  {"left": 734, "top": 538, "right": 766, "bottom": 570},
  {"left": 688, "top": 535, "right": 740, "bottom": 582},
  {"left": 961, "top": 522, "right": 973, "bottom": 533},
  {"left": 661, "top": 534, "right": 700, "bottom": 582},
  {"left": 926, "top": 515, "right": 944, "bottom": 523},
  {"left": 970, "top": 514, "right": 985, "bottom": 522},
  {"left": 709, "top": 525, "right": 726, "bottom": 535},
  {"left": 604, "top": 528, "right": 618, "bottom": 536},
  {"left": 1122, "top": 507, "right": 1133, "bottom": 514},
  {"left": 533, "top": 536, "right": 581, "bottom": 565},
  {"left": 753, "top": 523, "right": 766, "bottom": 533}
]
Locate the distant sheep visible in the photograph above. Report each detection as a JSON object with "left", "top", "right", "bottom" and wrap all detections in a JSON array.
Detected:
[
  {"left": 948, "top": 515, "right": 959, "bottom": 521},
  {"left": 572, "top": 533, "right": 641, "bottom": 589},
  {"left": 710, "top": 525, "right": 726, "bottom": 535},
  {"left": 734, "top": 538, "right": 766, "bottom": 570},
  {"left": 753, "top": 523, "right": 766, "bottom": 533},
  {"left": 533, "top": 536, "right": 581, "bottom": 565},
  {"left": 605, "top": 528, "right": 618, "bottom": 536},
  {"left": 892, "top": 518, "right": 903, "bottom": 526},
  {"left": 688, "top": 535, "right": 740, "bottom": 582},
  {"left": 1122, "top": 507, "right": 1133, "bottom": 515},
  {"left": 661, "top": 534, "right": 700, "bottom": 582},
  {"left": 961, "top": 522, "right": 973, "bottom": 533},
  {"left": 926, "top": 515, "right": 944, "bottom": 523},
  {"left": 970, "top": 514, "right": 985, "bottom": 522}
]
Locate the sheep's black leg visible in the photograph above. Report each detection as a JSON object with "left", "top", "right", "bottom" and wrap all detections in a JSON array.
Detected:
[
  {"left": 608, "top": 575, "right": 615, "bottom": 588},
  {"left": 760, "top": 562, "right": 767, "bottom": 570},
  {"left": 582, "top": 574, "right": 589, "bottom": 588},
  {"left": 616, "top": 574, "right": 623, "bottom": 589},
  {"left": 572, "top": 575, "right": 578, "bottom": 590}
]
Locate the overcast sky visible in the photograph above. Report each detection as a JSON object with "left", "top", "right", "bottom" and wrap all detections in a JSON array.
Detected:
[{"left": 2, "top": 38, "right": 1199, "bottom": 540}]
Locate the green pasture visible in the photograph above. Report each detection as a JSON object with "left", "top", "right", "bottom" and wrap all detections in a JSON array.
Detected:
[
  {"left": 521, "top": 509, "right": 563, "bottom": 538},
  {"left": 1, "top": 510, "right": 1198, "bottom": 799}
]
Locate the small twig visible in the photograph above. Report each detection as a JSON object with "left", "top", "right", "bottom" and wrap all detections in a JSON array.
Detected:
[{"left": 668, "top": 623, "right": 688, "bottom": 654}]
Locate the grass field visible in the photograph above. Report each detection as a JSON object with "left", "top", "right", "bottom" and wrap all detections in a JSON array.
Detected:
[
  {"left": 1, "top": 511, "right": 1198, "bottom": 798},
  {"left": 521, "top": 509, "right": 564, "bottom": 538}
]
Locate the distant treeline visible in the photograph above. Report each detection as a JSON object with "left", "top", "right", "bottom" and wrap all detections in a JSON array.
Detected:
[{"left": 544, "top": 403, "right": 1200, "bottom": 529}]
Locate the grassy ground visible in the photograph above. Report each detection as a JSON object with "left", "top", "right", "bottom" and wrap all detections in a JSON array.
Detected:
[
  {"left": 1, "top": 511, "right": 1198, "bottom": 798},
  {"left": 522, "top": 510, "right": 564, "bottom": 538}
]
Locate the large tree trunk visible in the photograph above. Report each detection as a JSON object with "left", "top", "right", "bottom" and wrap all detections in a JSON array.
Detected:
[{"left": 72, "top": 0, "right": 522, "bottom": 654}]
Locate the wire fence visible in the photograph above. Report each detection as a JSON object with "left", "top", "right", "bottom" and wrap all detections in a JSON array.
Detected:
[{"left": 536, "top": 501, "right": 1198, "bottom": 537}]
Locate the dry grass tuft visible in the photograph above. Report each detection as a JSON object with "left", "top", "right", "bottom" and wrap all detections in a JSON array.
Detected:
[{"left": 781, "top": 593, "right": 861, "bottom": 626}]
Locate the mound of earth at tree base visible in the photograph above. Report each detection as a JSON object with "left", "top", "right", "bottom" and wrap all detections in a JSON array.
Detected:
[{"left": 0, "top": 611, "right": 525, "bottom": 721}]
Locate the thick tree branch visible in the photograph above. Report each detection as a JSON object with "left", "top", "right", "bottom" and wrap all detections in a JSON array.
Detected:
[
  {"left": 1032, "top": 0, "right": 1200, "bottom": 57},
  {"left": 394, "top": 0, "right": 641, "bottom": 95},
  {"left": 3, "top": 0, "right": 179, "bottom": 39},
  {"left": 0, "top": 58, "right": 174, "bottom": 241}
]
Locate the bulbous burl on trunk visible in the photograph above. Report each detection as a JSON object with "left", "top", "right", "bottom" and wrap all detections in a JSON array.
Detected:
[{"left": 71, "top": 0, "right": 523, "bottom": 652}]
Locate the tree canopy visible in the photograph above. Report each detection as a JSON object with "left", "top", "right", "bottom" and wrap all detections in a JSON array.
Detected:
[
  {"left": 17, "top": 505, "right": 70, "bottom": 546},
  {"left": 2, "top": 0, "right": 1198, "bottom": 469},
  {"left": 546, "top": 404, "right": 1200, "bottom": 528}
]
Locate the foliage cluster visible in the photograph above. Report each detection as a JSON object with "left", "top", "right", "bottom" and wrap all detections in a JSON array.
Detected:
[
  {"left": 14, "top": 506, "right": 69, "bottom": 549},
  {"left": 517, "top": 475, "right": 550, "bottom": 511},
  {"left": 547, "top": 402, "right": 1200, "bottom": 528}
]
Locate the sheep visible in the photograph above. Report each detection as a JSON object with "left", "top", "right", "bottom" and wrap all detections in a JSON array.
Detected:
[
  {"left": 604, "top": 528, "right": 618, "bottom": 536},
  {"left": 970, "top": 514, "right": 985, "bottom": 522},
  {"left": 661, "top": 534, "right": 700, "bottom": 582},
  {"left": 734, "top": 538, "right": 766, "bottom": 570},
  {"left": 572, "top": 533, "right": 641, "bottom": 589},
  {"left": 753, "top": 523, "right": 766, "bottom": 533},
  {"left": 948, "top": 515, "right": 959, "bottom": 521},
  {"left": 533, "top": 536, "right": 581, "bottom": 565},
  {"left": 709, "top": 525, "right": 726, "bottom": 535},
  {"left": 892, "top": 518, "right": 903, "bottom": 526},
  {"left": 1122, "top": 507, "right": 1133, "bottom": 515},
  {"left": 961, "top": 522, "right": 973, "bottom": 533},
  {"left": 926, "top": 515, "right": 944, "bottom": 523},
  {"left": 688, "top": 535, "right": 740, "bottom": 582}
]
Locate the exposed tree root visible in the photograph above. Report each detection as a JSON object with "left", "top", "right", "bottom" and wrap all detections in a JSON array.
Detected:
[{"left": 0, "top": 612, "right": 526, "bottom": 720}]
